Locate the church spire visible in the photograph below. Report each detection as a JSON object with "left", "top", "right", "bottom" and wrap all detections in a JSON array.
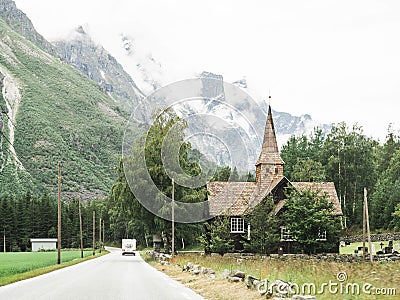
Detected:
[
  {"left": 255, "top": 103, "right": 284, "bottom": 184},
  {"left": 256, "top": 105, "right": 284, "bottom": 166}
]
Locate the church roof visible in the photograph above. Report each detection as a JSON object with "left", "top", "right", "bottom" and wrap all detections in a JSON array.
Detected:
[
  {"left": 256, "top": 105, "right": 284, "bottom": 166},
  {"left": 207, "top": 181, "right": 256, "bottom": 216},
  {"left": 206, "top": 103, "right": 342, "bottom": 218},
  {"left": 207, "top": 176, "right": 287, "bottom": 216},
  {"left": 207, "top": 180, "right": 343, "bottom": 217},
  {"left": 291, "top": 182, "right": 343, "bottom": 216}
]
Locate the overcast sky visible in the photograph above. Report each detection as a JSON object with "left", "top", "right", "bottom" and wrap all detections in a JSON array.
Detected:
[{"left": 13, "top": 0, "right": 400, "bottom": 142}]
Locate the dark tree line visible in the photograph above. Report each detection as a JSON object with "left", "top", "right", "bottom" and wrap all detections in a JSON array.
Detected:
[
  {"left": 0, "top": 192, "right": 105, "bottom": 252},
  {"left": 281, "top": 122, "right": 400, "bottom": 231},
  {"left": 2, "top": 120, "right": 399, "bottom": 253}
]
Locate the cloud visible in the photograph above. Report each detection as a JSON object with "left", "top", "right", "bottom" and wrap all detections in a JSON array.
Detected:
[{"left": 13, "top": 0, "right": 400, "bottom": 141}]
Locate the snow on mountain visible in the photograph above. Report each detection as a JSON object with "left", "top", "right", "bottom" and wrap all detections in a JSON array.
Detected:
[{"left": 53, "top": 28, "right": 332, "bottom": 171}]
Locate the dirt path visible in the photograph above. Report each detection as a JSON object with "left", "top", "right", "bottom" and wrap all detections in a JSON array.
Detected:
[{"left": 152, "top": 261, "right": 262, "bottom": 300}]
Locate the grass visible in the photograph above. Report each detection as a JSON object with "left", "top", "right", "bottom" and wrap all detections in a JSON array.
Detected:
[
  {"left": 340, "top": 240, "right": 400, "bottom": 255},
  {"left": 147, "top": 253, "right": 400, "bottom": 300},
  {"left": 0, "top": 249, "right": 107, "bottom": 286}
]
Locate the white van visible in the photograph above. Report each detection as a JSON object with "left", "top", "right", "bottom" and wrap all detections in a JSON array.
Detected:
[{"left": 122, "top": 239, "right": 136, "bottom": 256}]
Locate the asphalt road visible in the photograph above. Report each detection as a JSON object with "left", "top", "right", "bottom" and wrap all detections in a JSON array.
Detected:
[{"left": 0, "top": 247, "right": 204, "bottom": 300}]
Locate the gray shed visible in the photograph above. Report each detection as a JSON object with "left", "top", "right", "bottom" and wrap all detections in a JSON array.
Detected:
[{"left": 30, "top": 238, "right": 57, "bottom": 251}]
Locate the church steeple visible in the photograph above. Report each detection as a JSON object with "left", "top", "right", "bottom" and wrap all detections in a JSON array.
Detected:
[{"left": 255, "top": 104, "right": 284, "bottom": 185}]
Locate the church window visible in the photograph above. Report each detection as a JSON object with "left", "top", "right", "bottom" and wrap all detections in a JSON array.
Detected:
[{"left": 231, "top": 217, "right": 245, "bottom": 233}]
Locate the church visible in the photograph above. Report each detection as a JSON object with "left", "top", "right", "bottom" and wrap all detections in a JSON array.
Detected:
[{"left": 206, "top": 105, "right": 342, "bottom": 251}]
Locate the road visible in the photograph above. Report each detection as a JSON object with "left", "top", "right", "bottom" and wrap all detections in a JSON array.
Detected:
[{"left": 0, "top": 247, "right": 204, "bottom": 300}]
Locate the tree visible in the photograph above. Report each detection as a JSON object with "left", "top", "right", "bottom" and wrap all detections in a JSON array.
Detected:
[
  {"left": 107, "top": 111, "right": 206, "bottom": 249},
  {"left": 291, "top": 158, "right": 326, "bottom": 182},
  {"left": 211, "top": 166, "right": 232, "bottom": 181},
  {"left": 281, "top": 188, "right": 341, "bottom": 254},
  {"left": 371, "top": 148, "right": 400, "bottom": 229},
  {"left": 321, "top": 122, "right": 378, "bottom": 227},
  {"left": 281, "top": 135, "right": 310, "bottom": 180},
  {"left": 392, "top": 203, "right": 400, "bottom": 231},
  {"left": 281, "top": 128, "right": 327, "bottom": 180},
  {"left": 198, "top": 216, "right": 234, "bottom": 255},
  {"left": 243, "top": 196, "right": 279, "bottom": 254}
]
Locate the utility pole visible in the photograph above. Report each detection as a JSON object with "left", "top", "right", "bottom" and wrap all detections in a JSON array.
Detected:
[
  {"left": 57, "top": 162, "right": 61, "bottom": 265},
  {"left": 102, "top": 219, "right": 105, "bottom": 249},
  {"left": 3, "top": 229, "right": 5, "bottom": 253},
  {"left": 362, "top": 191, "right": 366, "bottom": 261},
  {"left": 78, "top": 198, "right": 83, "bottom": 259},
  {"left": 99, "top": 217, "right": 102, "bottom": 253},
  {"left": 92, "top": 211, "right": 95, "bottom": 256},
  {"left": 365, "top": 188, "right": 373, "bottom": 263},
  {"left": 171, "top": 178, "right": 174, "bottom": 257}
]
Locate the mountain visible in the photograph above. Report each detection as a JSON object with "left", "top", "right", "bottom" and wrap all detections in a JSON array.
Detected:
[
  {"left": 53, "top": 27, "right": 145, "bottom": 113},
  {"left": 0, "top": 14, "right": 127, "bottom": 199},
  {"left": 53, "top": 29, "right": 332, "bottom": 145},
  {"left": 0, "top": 0, "right": 333, "bottom": 199},
  {"left": 0, "top": 0, "right": 53, "bottom": 54},
  {"left": 52, "top": 27, "right": 332, "bottom": 171},
  {"left": 169, "top": 72, "right": 332, "bottom": 170}
]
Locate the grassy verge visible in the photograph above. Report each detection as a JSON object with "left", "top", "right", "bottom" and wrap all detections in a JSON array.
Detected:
[
  {"left": 340, "top": 240, "right": 400, "bottom": 255},
  {"left": 0, "top": 249, "right": 108, "bottom": 286},
  {"left": 145, "top": 252, "right": 400, "bottom": 300}
]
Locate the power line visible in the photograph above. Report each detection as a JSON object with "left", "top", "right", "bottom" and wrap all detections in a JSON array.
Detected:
[
  {"left": 0, "top": 104, "right": 16, "bottom": 129},
  {"left": 0, "top": 130, "right": 14, "bottom": 150}
]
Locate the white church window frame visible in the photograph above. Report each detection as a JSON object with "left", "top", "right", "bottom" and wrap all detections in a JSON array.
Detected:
[{"left": 230, "top": 217, "right": 245, "bottom": 233}]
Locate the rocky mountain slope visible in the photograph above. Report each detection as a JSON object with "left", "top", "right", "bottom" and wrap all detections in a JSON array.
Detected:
[
  {"left": 0, "top": 0, "right": 333, "bottom": 198},
  {"left": 0, "top": 17, "right": 127, "bottom": 199},
  {"left": 53, "top": 27, "right": 145, "bottom": 113},
  {"left": 0, "top": 0, "right": 53, "bottom": 54}
]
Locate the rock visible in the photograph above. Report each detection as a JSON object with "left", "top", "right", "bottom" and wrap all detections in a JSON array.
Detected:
[
  {"left": 192, "top": 269, "right": 200, "bottom": 275},
  {"left": 233, "top": 270, "right": 245, "bottom": 279},
  {"left": 245, "top": 275, "right": 260, "bottom": 289},
  {"left": 228, "top": 276, "right": 242, "bottom": 282},
  {"left": 192, "top": 264, "right": 200, "bottom": 271},
  {"left": 292, "top": 295, "right": 317, "bottom": 300},
  {"left": 389, "top": 255, "right": 400, "bottom": 261}
]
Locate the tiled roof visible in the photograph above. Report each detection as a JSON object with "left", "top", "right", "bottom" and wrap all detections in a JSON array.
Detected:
[
  {"left": 256, "top": 106, "right": 284, "bottom": 166},
  {"left": 207, "top": 180, "right": 342, "bottom": 217},
  {"left": 291, "top": 182, "right": 343, "bottom": 216},
  {"left": 207, "top": 181, "right": 256, "bottom": 216},
  {"left": 207, "top": 177, "right": 287, "bottom": 216}
]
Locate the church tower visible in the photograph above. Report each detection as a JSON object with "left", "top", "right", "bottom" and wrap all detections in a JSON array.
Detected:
[{"left": 255, "top": 105, "right": 285, "bottom": 188}]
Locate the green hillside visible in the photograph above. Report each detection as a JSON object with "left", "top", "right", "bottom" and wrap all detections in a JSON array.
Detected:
[{"left": 0, "top": 19, "right": 128, "bottom": 198}]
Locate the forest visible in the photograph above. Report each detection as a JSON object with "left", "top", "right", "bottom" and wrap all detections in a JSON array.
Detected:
[{"left": 1, "top": 120, "right": 400, "bottom": 252}]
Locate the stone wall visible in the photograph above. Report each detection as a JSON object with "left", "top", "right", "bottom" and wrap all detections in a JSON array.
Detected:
[{"left": 341, "top": 232, "right": 400, "bottom": 243}]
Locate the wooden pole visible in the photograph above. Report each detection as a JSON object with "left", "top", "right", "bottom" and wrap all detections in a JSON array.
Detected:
[
  {"left": 78, "top": 198, "right": 83, "bottom": 259},
  {"left": 99, "top": 217, "right": 102, "bottom": 253},
  {"left": 102, "top": 220, "right": 105, "bottom": 249},
  {"left": 365, "top": 188, "right": 373, "bottom": 263},
  {"left": 57, "top": 162, "right": 61, "bottom": 264},
  {"left": 92, "top": 211, "right": 95, "bottom": 256},
  {"left": 362, "top": 189, "right": 366, "bottom": 262},
  {"left": 171, "top": 178, "right": 174, "bottom": 257},
  {"left": 3, "top": 229, "right": 5, "bottom": 253}
]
